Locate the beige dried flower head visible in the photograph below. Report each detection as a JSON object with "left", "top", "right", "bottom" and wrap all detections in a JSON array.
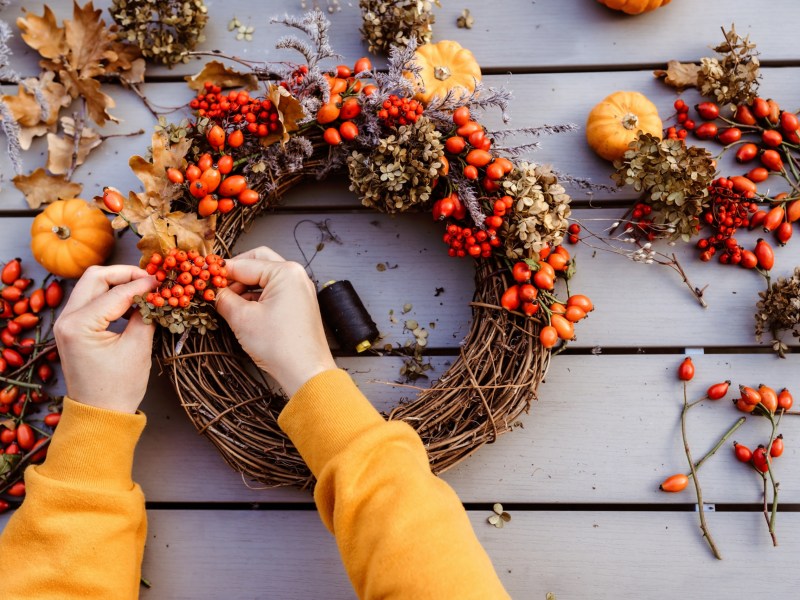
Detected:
[
  {"left": 112, "top": 0, "right": 209, "bottom": 66},
  {"left": 698, "top": 25, "right": 760, "bottom": 105},
  {"left": 347, "top": 115, "right": 444, "bottom": 213},
  {"left": 612, "top": 133, "right": 715, "bottom": 242},
  {"left": 501, "top": 162, "right": 572, "bottom": 259},
  {"left": 359, "top": 0, "right": 438, "bottom": 54},
  {"left": 755, "top": 267, "right": 800, "bottom": 358}
]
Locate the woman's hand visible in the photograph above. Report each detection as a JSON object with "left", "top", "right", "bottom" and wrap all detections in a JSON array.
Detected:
[
  {"left": 54, "top": 265, "right": 157, "bottom": 414},
  {"left": 215, "top": 247, "right": 337, "bottom": 397}
]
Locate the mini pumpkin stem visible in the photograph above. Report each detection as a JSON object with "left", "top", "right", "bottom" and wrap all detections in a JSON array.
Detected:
[
  {"left": 52, "top": 226, "right": 71, "bottom": 240},
  {"left": 433, "top": 65, "right": 452, "bottom": 81},
  {"left": 621, "top": 112, "right": 640, "bottom": 130}
]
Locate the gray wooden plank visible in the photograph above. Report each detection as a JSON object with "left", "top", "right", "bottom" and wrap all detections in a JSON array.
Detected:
[
  {"left": 133, "top": 354, "right": 800, "bottom": 504},
  {"left": 2, "top": 0, "right": 798, "bottom": 75},
  {"left": 4, "top": 509, "right": 796, "bottom": 599},
  {"left": 1, "top": 67, "right": 798, "bottom": 210},
  {"left": 2, "top": 205, "right": 798, "bottom": 350}
]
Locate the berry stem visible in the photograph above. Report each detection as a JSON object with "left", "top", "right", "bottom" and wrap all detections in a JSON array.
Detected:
[
  {"left": 682, "top": 381, "right": 722, "bottom": 560},
  {"left": 686, "top": 416, "right": 746, "bottom": 479}
]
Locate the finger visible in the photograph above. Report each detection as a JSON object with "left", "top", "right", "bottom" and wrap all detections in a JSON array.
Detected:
[
  {"left": 215, "top": 287, "right": 256, "bottom": 330},
  {"left": 229, "top": 246, "right": 286, "bottom": 263},
  {"left": 70, "top": 277, "right": 157, "bottom": 331},
  {"left": 63, "top": 265, "right": 152, "bottom": 314},
  {"left": 227, "top": 281, "right": 249, "bottom": 295},
  {"left": 224, "top": 259, "right": 288, "bottom": 289}
]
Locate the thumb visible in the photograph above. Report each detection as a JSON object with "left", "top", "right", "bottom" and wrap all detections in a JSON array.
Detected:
[
  {"left": 76, "top": 277, "right": 156, "bottom": 331},
  {"left": 215, "top": 286, "right": 254, "bottom": 330},
  {"left": 121, "top": 309, "right": 155, "bottom": 348}
]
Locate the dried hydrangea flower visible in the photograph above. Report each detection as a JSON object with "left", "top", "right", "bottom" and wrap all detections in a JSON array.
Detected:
[
  {"left": 755, "top": 267, "right": 800, "bottom": 358},
  {"left": 112, "top": 0, "right": 208, "bottom": 66},
  {"left": 359, "top": 0, "right": 438, "bottom": 55},
  {"left": 347, "top": 116, "right": 444, "bottom": 213},
  {"left": 612, "top": 133, "right": 715, "bottom": 242},
  {"left": 697, "top": 25, "right": 760, "bottom": 105},
  {"left": 501, "top": 162, "right": 572, "bottom": 258}
]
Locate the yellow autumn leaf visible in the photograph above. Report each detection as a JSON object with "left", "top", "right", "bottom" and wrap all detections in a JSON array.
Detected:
[{"left": 13, "top": 168, "right": 82, "bottom": 209}]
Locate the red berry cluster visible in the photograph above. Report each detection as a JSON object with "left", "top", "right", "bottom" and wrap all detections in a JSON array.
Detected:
[
  {"left": 442, "top": 223, "right": 502, "bottom": 259},
  {"left": 190, "top": 83, "right": 282, "bottom": 139},
  {"left": 567, "top": 223, "right": 581, "bottom": 244},
  {"left": 696, "top": 177, "right": 757, "bottom": 260},
  {"left": 1, "top": 259, "right": 64, "bottom": 506},
  {"left": 143, "top": 249, "right": 229, "bottom": 308},
  {"left": 666, "top": 99, "right": 692, "bottom": 140},
  {"left": 439, "top": 194, "right": 508, "bottom": 258},
  {"left": 625, "top": 201, "right": 657, "bottom": 241},
  {"left": 279, "top": 64, "right": 310, "bottom": 91},
  {"left": 378, "top": 95, "right": 424, "bottom": 128}
]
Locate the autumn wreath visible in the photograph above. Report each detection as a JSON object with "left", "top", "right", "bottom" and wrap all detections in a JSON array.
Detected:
[{"left": 99, "top": 11, "right": 591, "bottom": 488}]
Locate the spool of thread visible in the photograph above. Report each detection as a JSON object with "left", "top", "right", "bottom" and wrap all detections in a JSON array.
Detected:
[{"left": 317, "top": 280, "right": 379, "bottom": 353}]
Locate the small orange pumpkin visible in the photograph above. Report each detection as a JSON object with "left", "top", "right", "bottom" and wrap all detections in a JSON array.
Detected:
[
  {"left": 586, "top": 91, "right": 662, "bottom": 161},
  {"left": 30, "top": 199, "right": 115, "bottom": 279},
  {"left": 598, "top": 0, "right": 671, "bottom": 15},
  {"left": 407, "top": 40, "right": 481, "bottom": 105}
]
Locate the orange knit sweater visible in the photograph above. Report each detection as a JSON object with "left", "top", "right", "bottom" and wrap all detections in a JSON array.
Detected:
[{"left": 0, "top": 369, "right": 509, "bottom": 599}]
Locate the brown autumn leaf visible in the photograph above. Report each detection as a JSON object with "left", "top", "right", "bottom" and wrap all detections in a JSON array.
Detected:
[
  {"left": 185, "top": 60, "right": 259, "bottom": 92},
  {"left": 13, "top": 168, "right": 83, "bottom": 209},
  {"left": 46, "top": 116, "right": 102, "bottom": 174},
  {"left": 1, "top": 72, "right": 72, "bottom": 149},
  {"left": 135, "top": 211, "right": 216, "bottom": 266},
  {"left": 18, "top": 2, "right": 145, "bottom": 127},
  {"left": 260, "top": 85, "right": 305, "bottom": 147},
  {"left": 654, "top": 60, "right": 700, "bottom": 91},
  {"left": 129, "top": 131, "right": 192, "bottom": 208},
  {"left": 16, "top": 5, "right": 67, "bottom": 61}
]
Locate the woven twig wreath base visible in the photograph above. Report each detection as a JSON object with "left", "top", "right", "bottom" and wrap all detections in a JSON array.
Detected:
[{"left": 157, "top": 144, "right": 552, "bottom": 489}]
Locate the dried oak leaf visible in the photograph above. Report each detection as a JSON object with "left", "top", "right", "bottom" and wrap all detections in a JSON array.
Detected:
[
  {"left": 654, "top": 60, "right": 700, "bottom": 91},
  {"left": 13, "top": 168, "right": 82, "bottom": 209},
  {"left": 134, "top": 211, "right": 216, "bottom": 267},
  {"left": 260, "top": 85, "right": 305, "bottom": 147},
  {"left": 16, "top": 5, "right": 67, "bottom": 60},
  {"left": 185, "top": 60, "right": 258, "bottom": 92},
  {"left": 129, "top": 131, "right": 192, "bottom": 207},
  {"left": 18, "top": 2, "right": 145, "bottom": 127},
  {"left": 1, "top": 72, "right": 72, "bottom": 149},
  {"left": 46, "top": 116, "right": 102, "bottom": 174}
]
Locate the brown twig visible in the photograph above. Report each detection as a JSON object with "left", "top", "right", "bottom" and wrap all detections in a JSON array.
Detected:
[
  {"left": 66, "top": 99, "right": 86, "bottom": 180},
  {"left": 682, "top": 382, "right": 722, "bottom": 559}
]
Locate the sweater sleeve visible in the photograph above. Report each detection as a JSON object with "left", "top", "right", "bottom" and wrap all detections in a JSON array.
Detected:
[
  {"left": 278, "top": 369, "right": 510, "bottom": 600},
  {"left": 0, "top": 398, "right": 147, "bottom": 600}
]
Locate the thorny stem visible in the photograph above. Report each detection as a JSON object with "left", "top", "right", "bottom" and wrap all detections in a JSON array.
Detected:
[
  {"left": 100, "top": 129, "right": 146, "bottom": 142},
  {"left": 669, "top": 253, "right": 708, "bottom": 308},
  {"left": 687, "top": 416, "right": 746, "bottom": 478},
  {"left": 682, "top": 382, "right": 722, "bottom": 559},
  {"left": 760, "top": 407, "right": 782, "bottom": 546},
  {"left": 0, "top": 376, "right": 41, "bottom": 390},
  {"left": 66, "top": 99, "right": 86, "bottom": 180}
]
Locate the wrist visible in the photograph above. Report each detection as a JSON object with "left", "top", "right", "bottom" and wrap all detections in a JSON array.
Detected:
[{"left": 279, "top": 355, "right": 338, "bottom": 398}]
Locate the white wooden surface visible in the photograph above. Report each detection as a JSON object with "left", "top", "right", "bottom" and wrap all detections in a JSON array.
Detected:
[{"left": 2, "top": 0, "right": 800, "bottom": 598}]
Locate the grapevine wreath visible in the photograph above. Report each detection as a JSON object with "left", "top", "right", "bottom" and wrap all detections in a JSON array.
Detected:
[{"left": 100, "top": 10, "right": 592, "bottom": 488}]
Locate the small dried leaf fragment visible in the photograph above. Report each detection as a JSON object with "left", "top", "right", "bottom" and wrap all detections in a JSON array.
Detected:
[
  {"left": 13, "top": 168, "right": 82, "bottom": 209},
  {"left": 653, "top": 60, "right": 700, "bottom": 90},
  {"left": 456, "top": 9, "right": 474, "bottom": 29},
  {"left": 184, "top": 60, "right": 258, "bottom": 91}
]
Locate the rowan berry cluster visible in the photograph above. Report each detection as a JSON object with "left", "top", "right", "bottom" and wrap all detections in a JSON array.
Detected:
[
  {"left": 191, "top": 83, "right": 282, "bottom": 138},
  {"left": 143, "top": 249, "right": 228, "bottom": 308},
  {"left": 317, "top": 59, "right": 375, "bottom": 146},
  {"left": 377, "top": 94, "right": 424, "bottom": 128},
  {"left": 0, "top": 259, "right": 64, "bottom": 508}
]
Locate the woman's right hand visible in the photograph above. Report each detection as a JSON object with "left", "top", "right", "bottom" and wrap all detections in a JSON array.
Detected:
[{"left": 214, "top": 247, "right": 337, "bottom": 397}]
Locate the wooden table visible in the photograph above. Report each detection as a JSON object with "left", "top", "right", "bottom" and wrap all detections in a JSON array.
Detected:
[{"left": 2, "top": 1, "right": 800, "bottom": 597}]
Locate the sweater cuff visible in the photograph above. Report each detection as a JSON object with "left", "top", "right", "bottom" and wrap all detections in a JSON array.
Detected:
[
  {"left": 36, "top": 397, "right": 146, "bottom": 491},
  {"left": 278, "top": 369, "right": 384, "bottom": 477}
]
